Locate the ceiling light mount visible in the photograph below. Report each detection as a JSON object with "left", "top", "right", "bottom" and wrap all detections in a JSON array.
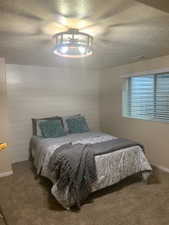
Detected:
[{"left": 53, "top": 28, "right": 93, "bottom": 58}]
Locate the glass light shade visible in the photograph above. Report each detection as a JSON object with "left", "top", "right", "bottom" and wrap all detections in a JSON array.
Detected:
[
  {"left": 60, "top": 46, "right": 68, "bottom": 54},
  {"left": 53, "top": 29, "right": 93, "bottom": 58}
]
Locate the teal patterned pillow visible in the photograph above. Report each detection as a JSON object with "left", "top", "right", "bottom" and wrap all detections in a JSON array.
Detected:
[
  {"left": 66, "top": 116, "right": 89, "bottom": 134},
  {"left": 39, "top": 119, "right": 65, "bottom": 138}
]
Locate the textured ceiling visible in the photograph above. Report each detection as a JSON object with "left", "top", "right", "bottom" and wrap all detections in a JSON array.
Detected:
[{"left": 1, "top": 0, "right": 169, "bottom": 69}]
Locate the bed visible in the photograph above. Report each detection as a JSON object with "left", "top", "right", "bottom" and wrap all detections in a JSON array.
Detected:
[{"left": 30, "top": 131, "right": 152, "bottom": 209}]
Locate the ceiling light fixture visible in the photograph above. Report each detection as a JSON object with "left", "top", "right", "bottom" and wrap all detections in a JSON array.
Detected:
[{"left": 53, "top": 28, "right": 93, "bottom": 58}]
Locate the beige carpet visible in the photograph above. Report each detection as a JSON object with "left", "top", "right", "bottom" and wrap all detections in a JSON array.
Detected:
[{"left": 0, "top": 161, "right": 169, "bottom": 225}]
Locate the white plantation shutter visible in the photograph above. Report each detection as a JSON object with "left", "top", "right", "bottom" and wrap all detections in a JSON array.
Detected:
[{"left": 123, "top": 73, "right": 169, "bottom": 122}]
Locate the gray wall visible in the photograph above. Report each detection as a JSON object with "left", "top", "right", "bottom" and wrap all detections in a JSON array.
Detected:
[
  {"left": 100, "top": 55, "right": 169, "bottom": 170},
  {"left": 6, "top": 54, "right": 169, "bottom": 170},
  {"left": 0, "top": 58, "right": 12, "bottom": 174},
  {"left": 6, "top": 64, "right": 101, "bottom": 163}
]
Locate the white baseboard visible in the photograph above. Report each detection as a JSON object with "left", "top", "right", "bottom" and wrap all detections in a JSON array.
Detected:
[
  {"left": 0, "top": 170, "right": 13, "bottom": 178},
  {"left": 153, "top": 164, "right": 169, "bottom": 173}
]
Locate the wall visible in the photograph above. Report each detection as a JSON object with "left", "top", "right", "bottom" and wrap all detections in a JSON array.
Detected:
[
  {"left": 7, "top": 55, "right": 169, "bottom": 168},
  {"left": 100, "top": 55, "right": 169, "bottom": 169},
  {"left": 6, "top": 64, "right": 101, "bottom": 163},
  {"left": 0, "top": 58, "right": 12, "bottom": 175}
]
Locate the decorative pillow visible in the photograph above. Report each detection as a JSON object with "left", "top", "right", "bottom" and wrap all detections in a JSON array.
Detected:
[
  {"left": 39, "top": 119, "right": 65, "bottom": 138},
  {"left": 32, "top": 116, "right": 62, "bottom": 136},
  {"left": 66, "top": 116, "right": 89, "bottom": 134},
  {"left": 62, "top": 114, "right": 81, "bottom": 133}
]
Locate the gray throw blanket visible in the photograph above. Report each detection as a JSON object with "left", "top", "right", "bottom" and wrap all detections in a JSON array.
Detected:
[
  {"left": 48, "top": 138, "right": 143, "bottom": 208},
  {"left": 48, "top": 143, "right": 97, "bottom": 208},
  {"left": 90, "top": 138, "right": 144, "bottom": 155}
]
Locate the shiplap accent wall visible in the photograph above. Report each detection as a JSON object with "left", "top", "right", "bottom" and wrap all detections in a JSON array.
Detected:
[{"left": 6, "top": 64, "right": 101, "bottom": 163}]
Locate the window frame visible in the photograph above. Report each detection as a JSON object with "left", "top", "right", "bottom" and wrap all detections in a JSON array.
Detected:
[{"left": 122, "top": 72, "right": 169, "bottom": 123}]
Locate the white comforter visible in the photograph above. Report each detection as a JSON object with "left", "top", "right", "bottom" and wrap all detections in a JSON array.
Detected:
[{"left": 30, "top": 132, "right": 152, "bottom": 209}]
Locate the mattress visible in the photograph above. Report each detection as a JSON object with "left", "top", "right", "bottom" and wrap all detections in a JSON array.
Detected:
[{"left": 30, "top": 132, "right": 152, "bottom": 209}]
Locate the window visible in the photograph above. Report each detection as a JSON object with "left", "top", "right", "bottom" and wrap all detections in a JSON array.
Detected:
[{"left": 123, "top": 73, "right": 169, "bottom": 122}]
